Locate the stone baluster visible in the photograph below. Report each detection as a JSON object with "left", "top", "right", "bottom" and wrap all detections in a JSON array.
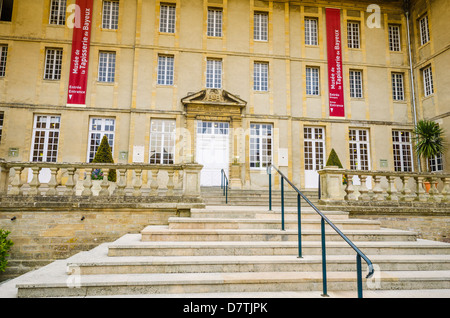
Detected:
[
  {"left": 150, "top": 169, "right": 159, "bottom": 196},
  {"left": 133, "top": 169, "right": 143, "bottom": 197},
  {"left": 358, "top": 174, "right": 370, "bottom": 201},
  {"left": 386, "top": 175, "right": 399, "bottom": 201},
  {"left": 46, "top": 167, "right": 59, "bottom": 196},
  {"left": 64, "top": 168, "right": 76, "bottom": 196},
  {"left": 113, "top": 169, "right": 127, "bottom": 197},
  {"left": 82, "top": 168, "right": 93, "bottom": 196},
  {"left": 400, "top": 175, "right": 413, "bottom": 202},
  {"left": 0, "top": 162, "right": 9, "bottom": 195},
  {"left": 372, "top": 175, "right": 384, "bottom": 201},
  {"left": 166, "top": 170, "right": 175, "bottom": 196},
  {"left": 28, "top": 167, "right": 42, "bottom": 196},
  {"left": 344, "top": 174, "right": 357, "bottom": 201},
  {"left": 441, "top": 177, "right": 449, "bottom": 203},
  {"left": 428, "top": 176, "right": 440, "bottom": 202},
  {"left": 99, "top": 168, "right": 110, "bottom": 197},
  {"left": 414, "top": 176, "right": 429, "bottom": 202},
  {"left": 9, "top": 167, "right": 24, "bottom": 196}
]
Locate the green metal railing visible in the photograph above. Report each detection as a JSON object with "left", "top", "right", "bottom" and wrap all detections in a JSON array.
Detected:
[
  {"left": 221, "top": 169, "right": 229, "bottom": 204},
  {"left": 267, "top": 164, "right": 375, "bottom": 298}
]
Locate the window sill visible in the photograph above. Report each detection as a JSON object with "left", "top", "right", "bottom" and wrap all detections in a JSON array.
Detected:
[{"left": 97, "top": 81, "right": 116, "bottom": 86}]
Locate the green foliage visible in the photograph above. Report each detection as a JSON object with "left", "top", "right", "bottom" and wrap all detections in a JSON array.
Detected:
[
  {"left": 413, "top": 120, "right": 446, "bottom": 172},
  {"left": 92, "top": 135, "right": 117, "bottom": 182},
  {"left": 326, "top": 148, "right": 343, "bottom": 168},
  {"left": 0, "top": 229, "right": 14, "bottom": 272}
]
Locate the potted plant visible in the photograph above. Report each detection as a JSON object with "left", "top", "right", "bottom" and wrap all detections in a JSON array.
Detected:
[
  {"left": 413, "top": 120, "right": 446, "bottom": 192},
  {"left": 326, "top": 148, "right": 346, "bottom": 185}
]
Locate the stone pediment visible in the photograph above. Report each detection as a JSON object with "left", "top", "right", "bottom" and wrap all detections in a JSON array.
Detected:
[{"left": 181, "top": 89, "right": 247, "bottom": 108}]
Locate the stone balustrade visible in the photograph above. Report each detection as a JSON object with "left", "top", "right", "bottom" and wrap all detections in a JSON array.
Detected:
[{"left": 319, "top": 166, "right": 450, "bottom": 204}]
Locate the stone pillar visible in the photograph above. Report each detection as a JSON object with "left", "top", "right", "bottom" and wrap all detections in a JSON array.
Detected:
[
  {"left": 183, "top": 164, "right": 203, "bottom": 198},
  {"left": 318, "top": 167, "right": 345, "bottom": 203}
]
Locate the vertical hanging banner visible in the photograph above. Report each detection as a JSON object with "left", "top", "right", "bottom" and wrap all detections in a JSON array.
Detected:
[
  {"left": 326, "top": 8, "right": 345, "bottom": 117},
  {"left": 67, "top": 0, "right": 93, "bottom": 106}
]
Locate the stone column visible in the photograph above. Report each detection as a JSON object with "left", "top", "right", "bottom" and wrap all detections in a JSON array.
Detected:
[{"left": 318, "top": 167, "right": 345, "bottom": 203}]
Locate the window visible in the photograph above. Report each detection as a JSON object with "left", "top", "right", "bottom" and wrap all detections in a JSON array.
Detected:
[
  {"left": 429, "top": 154, "right": 443, "bottom": 172},
  {"left": 87, "top": 118, "right": 115, "bottom": 162},
  {"left": 149, "top": 119, "right": 176, "bottom": 164},
  {"left": 392, "top": 130, "right": 413, "bottom": 172},
  {"left": 254, "top": 12, "right": 268, "bottom": 41},
  {"left": 102, "top": 0, "right": 119, "bottom": 30},
  {"left": 250, "top": 123, "right": 272, "bottom": 169},
  {"left": 31, "top": 115, "right": 61, "bottom": 163},
  {"left": 305, "top": 18, "right": 318, "bottom": 46},
  {"left": 0, "top": 112, "right": 3, "bottom": 143},
  {"left": 49, "top": 0, "right": 66, "bottom": 25},
  {"left": 423, "top": 66, "right": 434, "bottom": 97},
  {"left": 392, "top": 73, "right": 405, "bottom": 101},
  {"left": 253, "top": 62, "right": 268, "bottom": 91},
  {"left": 304, "top": 127, "right": 325, "bottom": 171},
  {"left": 347, "top": 21, "right": 360, "bottom": 49},
  {"left": 197, "top": 121, "right": 229, "bottom": 135},
  {"left": 349, "top": 70, "right": 363, "bottom": 98},
  {"left": 159, "top": 3, "right": 176, "bottom": 33},
  {"left": 0, "top": 0, "right": 13, "bottom": 22},
  {"left": 207, "top": 8, "right": 222, "bottom": 37},
  {"left": 389, "top": 24, "right": 401, "bottom": 51},
  {"left": 0, "top": 45, "right": 7, "bottom": 77},
  {"left": 44, "top": 48, "right": 63, "bottom": 80},
  {"left": 419, "top": 15, "right": 430, "bottom": 46},
  {"left": 157, "top": 55, "right": 174, "bottom": 85},
  {"left": 206, "top": 59, "right": 222, "bottom": 89},
  {"left": 349, "top": 129, "right": 370, "bottom": 170},
  {"left": 306, "top": 67, "right": 319, "bottom": 96},
  {"left": 98, "top": 52, "right": 116, "bottom": 83}
]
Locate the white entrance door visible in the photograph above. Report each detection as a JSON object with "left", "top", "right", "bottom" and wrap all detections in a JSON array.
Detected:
[
  {"left": 196, "top": 121, "right": 229, "bottom": 187},
  {"left": 304, "top": 127, "right": 325, "bottom": 189}
]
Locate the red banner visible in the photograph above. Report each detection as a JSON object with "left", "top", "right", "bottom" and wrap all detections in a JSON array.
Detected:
[
  {"left": 67, "top": 0, "right": 93, "bottom": 106},
  {"left": 326, "top": 8, "right": 345, "bottom": 117}
]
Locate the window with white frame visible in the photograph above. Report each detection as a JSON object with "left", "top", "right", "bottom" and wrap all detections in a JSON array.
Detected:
[
  {"left": 349, "top": 70, "right": 363, "bottom": 98},
  {"left": 206, "top": 58, "right": 222, "bottom": 89},
  {"left": 0, "top": 45, "right": 7, "bottom": 77},
  {"left": 49, "top": 0, "right": 66, "bottom": 25},
  {"left": 389, "top": 24, "right": 401, "bottom": 51},
  {"left": 304, "top": 127, "right": 325, "bottom": 171},
  {"left": 306, "top": 67, "right": 320, "bottom": 96},
  {"left": 254, "top": 12, "right": 268, "bottom": 41},
  {"left": 347, "top": 21, "right": 360, "bottom": 49},
  {"left": 392, "top": 73, "right": 405, "bottom": 101},
  {"left": 149, "top": 119, "right": 176, "bottom": 164},
  {"left": 207, "top": 8, "right": 222, "bottom": 37},
  {"left": 157, "top": 55, "right": 174, "bottom": 85},
  {"left": 159, "top": 3, "right": 176, "bottom": 33},
  {"left": 253, "top": 62, "right": 268, "bottom": 91},
  {"left": 305, "top": 18, "right": 318, "bottom": 46},
  {"left": 419, "top": 15, "right": 430, "bottom": 46},
  {"left": 31, "top": 115, "right": 61, "bottom": 163},
  {"left": 429, "top": 154, "right": 444, "bottom": 172},
  {"left": 349, "top": 129, "right": 370, "bottom": 171},
  {"left": 0, "top": 0, "right": 14, "bottom": 22},
  {"left": 102, "top": 0, "right": 119, "bottom": 30},
  {"left": 44, "top": 48, "right": 63, "bottom": 80},
  {"left": 98, "top": 51, "right": 116, "bottom": 83},
  {"left": 250, "top": 123, "right": 272, "bottom": 169},
  {"left": 392, "top": 130, "right": 413, "bottom": 172},
  {"left": 87, "top": 118, "right": 115, "bottom": 162},
  {"left": 423, "top": 65, "right": 434, "bottom": 97}
]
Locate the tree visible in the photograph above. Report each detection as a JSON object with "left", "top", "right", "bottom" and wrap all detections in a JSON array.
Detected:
[
  {"left": 0, "top": 229, "right": 13, "bottom": 273},
  {"left": 413, "top": 120, "right": 446, "bottom": 172},
  {"left": 92, "top": 135, "right": 116, "bottom": 182},
  {"left": 326, "top": 148, "right": 343, "bottom": 168}
]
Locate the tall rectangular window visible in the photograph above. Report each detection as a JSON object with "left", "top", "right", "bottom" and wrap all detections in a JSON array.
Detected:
[
  {"left": 253, "top": 62, "right": 268, "bottom": 91},
  {"left": 44, "top": 48, "right": 63, "bottom": 80},
  {"left": 31, "top": 115, "right": 61, "bottom": 163},
  {"left": 87, "top": 118, "right": 115, "bottom": 162},
  {"left": 392, "top": 130, "right": 413, "bottom": 172},
  {"left": 160, "top": 3, "right": 176, "bottom": 33},
  {"left": 0, "top": 45, "right": 7, "bottom": 77},
  {"left": 254, "top": 12, "right": 268, "bottom": 41},
  {"left": 349, "top": 129, "right": 370, "bottom": 171},
  {"left": 157, "top": 55, "right": 174, "bottom": 86},
  {"left": 349, "top": 70, "right": 363, "bottom": 98},
  {"left": 149, "top": 119, "right": 176, "bottom": 164},
  {"left": 98, "top": 52, "right": 116, "bottom": 83},
  {"left": 49, "top": 0, "right": 66, "bottom": 25},
  {"left": 102, "top": 0, "right": 119, "bottom": 30},
  {"left": 305, "top": 18, "right": 318, "bottom": 46},
  {"left": 0, "top": 0, "right": 14, "bottom": 22},
  {"left": 206, "top": 58, "right": 222, "bottom": 89},
  {"left": 207, "top": 8, "right": 222, "bottom": 37},
  {"left": 423, "top": 65, "right": 434, "bottom": 97},
  {"left": 250, "top": 123, "right": 272, "bottom": 169},
  {"left": 304, "top": 127, "right": 325, "bottom": 171},
  {"left": 392, "top": 73, "right": 405, "bottom": 101},
  {"left": 429, "top": 154, "right": 443, "bottom": 172},
  {"left": 347, "top": 21, "right": 360, "bottom": 49},
  {"left": 389, "top": 24, "right": 401, "bottom": 51},
  {"left": 419, "top": 15, "right": 430, "bottom": 46},
  {"left": 306, "top": 67, "right": 319, "bottom": 96}
]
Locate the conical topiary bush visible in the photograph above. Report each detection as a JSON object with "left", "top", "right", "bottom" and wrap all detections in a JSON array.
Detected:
[
  {"left": 326, "top": 148, "right": 343, "bottom": 168},
  {"left": 92, "top": 135, "right": 116, "bottom": 182}
]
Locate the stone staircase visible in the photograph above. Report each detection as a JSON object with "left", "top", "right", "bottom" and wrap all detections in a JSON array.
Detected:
[{"left": 8, "top": 204, "right": 450, "bottom": 298}]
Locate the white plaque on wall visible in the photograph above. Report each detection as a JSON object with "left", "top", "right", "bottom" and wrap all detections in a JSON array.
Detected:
[
  {"left": 132, "top": 146, "right": 145, "bottom": 163},
  {"left": 278, "top": 148, "right": 288, "bottom": 167}
]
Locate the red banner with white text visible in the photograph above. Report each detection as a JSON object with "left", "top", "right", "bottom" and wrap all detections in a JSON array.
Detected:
[
  {"left": 67, "top": 0, "right": 93, "bottom": 106},
  {"left": 326, "top": 8, "right": 345, "bottom": 117}
]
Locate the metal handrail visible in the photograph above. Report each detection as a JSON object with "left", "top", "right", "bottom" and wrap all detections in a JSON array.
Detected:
[
  {"left": 221, "top": 169, "right": 229, "bottom": 204},
  {"left": 268, "top": 164, "right": 375, "bottom": 298}
]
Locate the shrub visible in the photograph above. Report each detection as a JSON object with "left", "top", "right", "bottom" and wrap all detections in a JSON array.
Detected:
[
  {"left": 92, "top": 135, "right": 117, "bottom": 182},
  {"left": 0, "top": 229, "right": 13, "bottom": 272},
  {"left": 326, "top": 148, "right": 343, "bottom": 168}
]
